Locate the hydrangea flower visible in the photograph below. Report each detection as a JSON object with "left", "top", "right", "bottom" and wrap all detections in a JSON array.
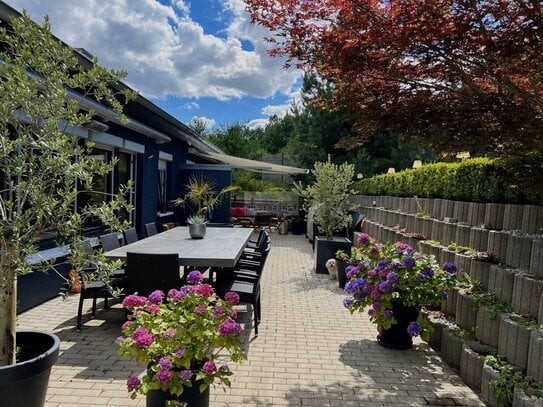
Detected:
[
  {"left": 213, "top": 306, "right": 226, "bottom": 316},
  {"left": 407, "top": 322, "right": 422, "bottom": 337},
  {"left": 402, "top": 256, "right": 416, "bottom": 269},
  {"left": 219, "top": 319, "right": 243, "bottom": 336},
  {"left": 179, "top": 370, "right": 193, "bottom": 381},
  {"left": 224, "top": 291, "right": 240, "bottom": 305},
  {"left": 203, "top": 361, "right": 217, "bottom": 375},
  {"left": 159, "top": 356, "right": 172, "bottom": 369},
  {"left": 156, "top": 369, "right": 173, "bottom": 384},
  {"left": 131, "top": 327, "right": 154, "bottom": 348},
  {"left": 383, "top": 310, "right": 393, "bottom": 318},
  {"left": 127, "top": 376, "right": 140, "bottom": 392},
  {"left": 194, "top": 284, "right": 214, "bottom": 297},
  {"left": 343, "top": 297, "right": 354, "bottom": 308},
  {"left": 187, "top": 270, "right": 204, "bottom": 284},
  {"left": 148, "top": 290, "right": 164, "bottom": 304},
  {"left": 443, "top": 262, "right": 457, "bottom": 275},
  {"left": 356, "top": 233, "right": 370, "bottom": 245},
  {"left": 122, "top": 294, "right": 147, "bottom": 309}
]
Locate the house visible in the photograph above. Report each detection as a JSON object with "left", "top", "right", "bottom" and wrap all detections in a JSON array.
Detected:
[{"left": 0, "top": 1, "right": 305, "bottom": 312}]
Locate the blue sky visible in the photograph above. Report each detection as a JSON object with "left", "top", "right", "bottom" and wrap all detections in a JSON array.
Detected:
[{"left": 5, "top": 0, "right": 302, "bottom": 130}]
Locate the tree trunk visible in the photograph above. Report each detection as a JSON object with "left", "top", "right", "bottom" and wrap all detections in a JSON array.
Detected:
[{"left": 0, "top": 241, "right": 17, "bottom": 366}]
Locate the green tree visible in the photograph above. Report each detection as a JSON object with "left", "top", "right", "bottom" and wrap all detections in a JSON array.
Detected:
[
  {"left": 207, "top": 123, "right": 265, "bottom": 161},
  {"left": 0, "top": 13, "right": 133, "bottom": 365}
]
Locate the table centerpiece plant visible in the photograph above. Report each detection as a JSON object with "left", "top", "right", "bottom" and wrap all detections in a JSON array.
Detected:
[
  {"left": 117, "top": 270, "right": 246, "bottom": 407},
  {"left": 343, "top": 237, "right": 457, "bottom": 349}
]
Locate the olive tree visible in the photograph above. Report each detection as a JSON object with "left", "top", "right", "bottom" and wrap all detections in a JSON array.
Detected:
[
  {"left": 298, "top": 158, "right": 354, "bottom": 240},
  {"left": 0, "top": 13, "right": 134, "bottom": 365}
]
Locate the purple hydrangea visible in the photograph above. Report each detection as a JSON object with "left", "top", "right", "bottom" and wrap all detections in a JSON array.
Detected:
[
  {"left": 158, "top": 357, "right": 172, "bottom": 369},
  {"left": 345, "top": 265, "right": 358, "bottom": 279},
  {"left": 378, "top": 281, "right": 392, "bottom": 293},
  {"left": 156, "top": 369, "right": 173, "bottom": 384},
  {"left": 407, "top": 321, "right": 422, "bottom": 337},
  {"left": 390, "top": 261, "right": 402, "bottom": 270},
  {"left": 344, "top": 280, "right": 358, "bottom": 294},
  {"left": 372, "top": 302, "right": 381, "bottom": 310},
  {"left": 443, "top": 262, "right": 457, "bottom": 275},
  {"left": 383, "top": 309, "right": 393, "bottom": 318},
  {"left": 362, "top": 283, "right": 373, "bottom": 294},
  {"left": 421, "top": 268, "right": 434, "bottom": 278},
  {"left": 402, "top": 256, "right": 416, "bottom": 269},
  {"left": 371, "top": 290, "right": 381, "bottom": 299},
  {"left": 356, "top": 233, "right": 370, "bottom": 245},
  {"left": 213, "top": 306, "right": 226, "bottom": 316},
  {"left": 127, "top": 376, "right": 140, "bottom": 392},
  {"left": 131, "top": 327, "right": 154, "bottom": 348},
  {"left": 415, "top": 274, "right": 424, "bottom": 281},
  {"left": 175, "top": 347, "right": 185, "bottom": 358},
  {"left": 167, "top": 288, "right": 186, "bottom": 300},
  {"left": 179, "top": 369, "right": 193, "bottom": 381},
  {"left": 219, "top": 319, "right": 243, "bottom": 336},
  {"left": 122, "top": 294, "right": 148, "bottom": 309},
  {"left": 354, "top": 292, "right": 366, "bottom": 301},
  {"left": 203, "top": 360, "right": 217, "bottom": 375},
  {"left": 187, "top": 270, "right": 204, "bottom": 284},
  {"left": 375, "top": 261, "right": 389, "bottom": 271},
  {"left": 148, "top": 290, "right": 164, "bottom": 304},
  {"left": 386, "top": 272, "right": 399, "bottom": 284},
  {"left": 343, "top": 297, "right": 354, "bottom": 308},
  {"left": 367, "top": 308, "right": 374, "bottom": 316}
]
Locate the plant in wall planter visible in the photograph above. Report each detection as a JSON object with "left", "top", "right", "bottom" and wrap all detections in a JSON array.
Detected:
[
  {"left": 0, "top": 13, "right": 134, "bottom": 406},
  {"left": 296, "top": 158, "right": 355, "bottom": 274},
  {"left": 343, "top": 239, "right": 457, "bottom": 350}
]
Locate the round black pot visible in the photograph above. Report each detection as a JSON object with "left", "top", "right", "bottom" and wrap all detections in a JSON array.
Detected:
[
  {"left": 290, "top": 219, "right": 306, "bottom": 235},
  {"left": 0, "top": 330, "right": 60, "bottom": 407},
  {"left": 146, "top": 379, "right": 210, "bottom": 407},
  {"left": 377, "top": 303, "right": 419, "bottom": 350}
]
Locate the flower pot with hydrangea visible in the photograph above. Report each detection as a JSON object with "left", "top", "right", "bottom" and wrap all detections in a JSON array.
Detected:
[
  {"left": 343, "top": 236, "right": 457, "bottom": 350},
  {"left": 117, "top": 270, "right": 246, "bottom": 407}
]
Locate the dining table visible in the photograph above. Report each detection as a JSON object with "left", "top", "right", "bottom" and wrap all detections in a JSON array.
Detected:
[{"left": 103, "top": 226, "right": 254, "bottom": 268}]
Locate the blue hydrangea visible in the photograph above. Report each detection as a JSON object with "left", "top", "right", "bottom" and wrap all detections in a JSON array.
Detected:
[
  {"left": 343, "top": 297, "right": 354, "bottom": 308},
  {"left": 421, "top": 268, "right": 434, "bottom": 278},
  {"left": 402, "top": 256, "right": 416, "bottom": 269},
  {"left": 407, "top": 321, "right": 421, "bottom": 337}
]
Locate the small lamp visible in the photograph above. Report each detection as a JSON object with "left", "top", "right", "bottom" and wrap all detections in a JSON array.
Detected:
[
  {"left": 412, "top": 160, "right": 423, "bottom": 169},
  {"left": 387, "top": 167, "right": 396, "bottom": 174},
  {"left": 356, "top": 173, "right": 363, "bottom": 179}
]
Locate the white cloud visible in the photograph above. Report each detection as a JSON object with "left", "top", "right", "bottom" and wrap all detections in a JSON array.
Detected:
[
  {"left": 182, "top": 102, "right": 200, "bottom": 110},
  {"left": 6, "top": 0, "right": 300, "bottom": 101},
  {"left": 246, "top": 118, "right": 269, "bottom": 129},
  {"left": 191, "top": 116, "right": 216, "bottom": 129}
]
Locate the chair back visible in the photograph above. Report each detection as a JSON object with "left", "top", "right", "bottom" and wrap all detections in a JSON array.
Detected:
[
  {"left": 123, "top": 228, "right": 139, "bottom": 245},
  {"left": 100, "top": 232, "right": 122, "bottom": 252},
  {"left": 145, "top": 222, "right": 158, "bottom": 237},
  {"left": 125, "top": 252, "right": 181, "bottom": 297}
]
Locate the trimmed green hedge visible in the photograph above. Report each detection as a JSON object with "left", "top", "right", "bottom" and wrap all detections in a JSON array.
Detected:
[{"left": 353, "top": 156, "right": 543, "bottom": 204}]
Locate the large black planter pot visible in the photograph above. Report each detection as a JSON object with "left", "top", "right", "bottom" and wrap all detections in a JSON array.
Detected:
[
  {"left": 314, "top": 236, "right": 352, "bottom": 274},
  {"left": 290, "top": 219, "right": 307, "bottom": 235},
  {"left": 336, "top": 261, "right": 355, "bottom": 289},
  {"left": 377, "top": 304, "right": 419, "bottom": 350},
  {"left": 146, "top": 379, "right": 210, "bottom": 407},
  {"left": 0, "top": 330, "right": 60, "bottom": 407}
]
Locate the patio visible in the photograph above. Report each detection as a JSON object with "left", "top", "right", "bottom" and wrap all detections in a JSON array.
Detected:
[{"left": 19, "top": 233, "right": 485, "bottom": 407}]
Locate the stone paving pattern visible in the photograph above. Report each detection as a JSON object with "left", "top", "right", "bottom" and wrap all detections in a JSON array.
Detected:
[{"left": 19, "top": 233, "right": 486, "bottom": 406}]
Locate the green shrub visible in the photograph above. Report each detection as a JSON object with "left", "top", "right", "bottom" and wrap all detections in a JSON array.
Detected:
[{"left": 353, "top": 157, "right": 543, "bottom": 204}]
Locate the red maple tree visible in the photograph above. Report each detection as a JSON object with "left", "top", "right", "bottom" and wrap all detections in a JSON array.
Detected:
[{"left": 245, "top": 0, "right": 543, "bottom": 155}]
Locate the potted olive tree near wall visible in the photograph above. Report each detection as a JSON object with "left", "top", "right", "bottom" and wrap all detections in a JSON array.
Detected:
[
  {"left": 297, "top": 158, "right": 354, "bottom": 274},
  {"left": 0, "top": 13, "right": 133, "bottom": 406}
]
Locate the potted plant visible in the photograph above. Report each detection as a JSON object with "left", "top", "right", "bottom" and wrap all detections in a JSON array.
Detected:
[
  {"left": 297, "top": 158, "right": 355, "bottom": 274},
  {"left": 187, "top": 214, "right": 208, "bottom": 239},
  {"left": 335, "top": 233, "right": 372, "bottom": 288},
  {"left": 0, "top": 12, "right": 133, "bottom": 406},
  {"left": 174, "top": 173, "right": 238, "bottom": 222},
  {"left": 343, "top": 238, "right": 457, "bottom": 349},
  {"left": 117, "top": 270, "right": 246, "bottom": 407}
]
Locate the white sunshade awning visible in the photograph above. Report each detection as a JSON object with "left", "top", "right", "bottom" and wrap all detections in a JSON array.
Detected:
[{"left": 194, "top": 151, "right": 308, "bottom": 175}]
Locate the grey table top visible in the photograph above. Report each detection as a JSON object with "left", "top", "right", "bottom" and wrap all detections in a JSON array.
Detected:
[{"left": 104, "top": 226, "right": 254, "bottom": 267}]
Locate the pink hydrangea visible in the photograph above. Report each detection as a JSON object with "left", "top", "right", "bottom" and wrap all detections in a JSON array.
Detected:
[
  {"left": 367, "top": 269, "right": 377, "bottom": 277},
  {"left": 219, "top": 319, "right": 243, "bottom": 336},
  {"left": 156, "top": 369, "right": 173, "bottom": 384},
  {"left": 356, "top": 233, "right": 370, "bottom": 245},
  {"left": 131, "top": 327, "right": 154, "bottom": 348},
  {"left": 122, "top": 294, "right": 148, "bottom": 309},
  {"left": 224, "top": 291, "right": 240, "bottom": 305},
  {"left": 121, "top": 321, "right": 132, "bottom": 330},
  {"left": 145, "top": 303, "right": 161, "bottom": 314},
  {"left": 194, "top": 305, "right": 207, "bottom": 314},
  {"left": 167, "top": 288, "right": 185, "bottom": 300},
  {"left": 162, "top": 328, "right": 176, "bottom": 340},
  {"left": 203, "top": 360, "right": 217, "bottom": 375},
  {"left": 127, "top": 376, "right": 140, "bottom": 392},
  {"left": 194, "top": 284, "right": 214, "bottom": 297}
]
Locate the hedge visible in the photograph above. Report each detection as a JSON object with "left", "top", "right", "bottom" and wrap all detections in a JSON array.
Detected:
[{"left": 352, "top": 156, "right": 543, "bottom": 204}]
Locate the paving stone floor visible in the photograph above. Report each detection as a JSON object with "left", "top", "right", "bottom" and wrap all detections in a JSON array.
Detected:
[{"left": 18, "top": 233, "right": 486, "bottom": 406}]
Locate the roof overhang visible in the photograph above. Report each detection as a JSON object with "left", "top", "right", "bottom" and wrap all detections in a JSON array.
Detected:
[{"left": 192, "top": 150, "right": 308, "bottom": 175}]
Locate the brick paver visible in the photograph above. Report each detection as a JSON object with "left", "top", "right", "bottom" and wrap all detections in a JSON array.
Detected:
[{"left": 18, "top": 233, "right": 485, "bottom": 406}]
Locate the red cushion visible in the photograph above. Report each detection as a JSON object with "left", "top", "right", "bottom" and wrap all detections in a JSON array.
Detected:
[{"left": 230, "top": 207, "right": 246, "bottom": 217}]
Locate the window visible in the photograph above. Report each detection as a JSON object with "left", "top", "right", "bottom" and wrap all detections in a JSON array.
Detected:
[
  {"left": 117, "top": 150, "right": 137, "bottom": 224},
  {"left": 158, "top": 159, "right": 168, "bottom": 213}
]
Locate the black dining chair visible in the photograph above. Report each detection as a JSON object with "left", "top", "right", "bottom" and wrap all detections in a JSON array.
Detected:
[
  {"left": 145, "top": 222, "right": 158, "bottom": 237},
  {"left": 125, "top": 252, "right": 182, "bottom": 297},
  {"left": 100, "top": 232, "right": 122, "bottom": 252},
  {"left": 123, "top": 227, "right": 139, "bottom": 245}
]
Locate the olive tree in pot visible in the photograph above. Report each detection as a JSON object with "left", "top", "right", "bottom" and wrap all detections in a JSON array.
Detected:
[
  {"left": 0, "top": 13, "right": 133, "bottom": 406},
  {"left": 297, "top": 158, "right": 354, "bottom": 274}
]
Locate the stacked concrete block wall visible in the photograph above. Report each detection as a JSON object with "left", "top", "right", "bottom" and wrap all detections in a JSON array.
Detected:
[{"left": 350, "top": 194, "right": 543, "bottom": 404}]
